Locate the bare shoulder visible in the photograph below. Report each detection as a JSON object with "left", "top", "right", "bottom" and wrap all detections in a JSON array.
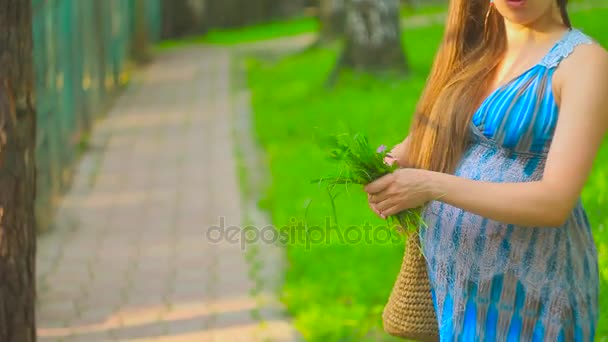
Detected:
[
  {"left": 561, "top": 39, "right": 608, "bottom": 70},
  {"left": 553, "top": 40, "right": 608, "bottom": 101}
]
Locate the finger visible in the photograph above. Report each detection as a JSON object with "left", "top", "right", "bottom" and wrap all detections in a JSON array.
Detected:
[
  {"left": 367, "top": 196, "right": 382, "bottom": 218},
  {"left": 383, "top": 203, "right": 413, "bottom": 217},
  {"left": 375, "top": 198, "right": 395, "bottom": 213},
  {"left": 370, "top": 189, "right": 394, "bottom": 204},
  {"left": 374, "top": 204, "right": 388, "bottom": 220},
  {"left": 373, "top": 207, "right": 384, "bottom": 219},
  {"left": 369, "top": 188, "right": 393, "bottom": 204},
  {"left": 384, "top": 156, "right": 396, "bottom": 166},
  {"left": 364, "top": 174, "right": 394, "bottom": 194},
  {"left": 382, "top": 205, "right": 402, "bottom": 217},
  {"left": 374, "top": 208, "right": 383, "bottom": 218}
]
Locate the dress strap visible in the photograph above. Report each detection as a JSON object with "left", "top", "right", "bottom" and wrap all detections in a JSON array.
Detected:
[{"left": 539, "top": 28, "right": 594, "bottom": 69}]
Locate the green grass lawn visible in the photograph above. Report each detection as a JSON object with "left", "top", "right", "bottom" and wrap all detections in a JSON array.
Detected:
[
  {"left": 399, "top": 4, "right": 447, "bottom": 18},
  {"left": 247, "top": 8, "right": 608, "bottom": 342}
]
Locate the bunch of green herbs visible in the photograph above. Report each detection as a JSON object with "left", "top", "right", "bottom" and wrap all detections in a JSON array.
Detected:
[{"left": 314, "top": 132, "right": 425, "bottom": 232}]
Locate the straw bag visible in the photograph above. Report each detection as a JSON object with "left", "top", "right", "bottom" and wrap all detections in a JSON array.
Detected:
[{"left": 382, "top": 229, "right": 439, "bottom": 341}]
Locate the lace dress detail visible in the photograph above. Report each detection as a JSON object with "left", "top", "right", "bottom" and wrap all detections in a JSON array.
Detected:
[
  {"left": 420, "top": 28, "right": 598, "bottom": 341},
  {"left": 540, "top": 29, "right": 593, "bottom": 68}
]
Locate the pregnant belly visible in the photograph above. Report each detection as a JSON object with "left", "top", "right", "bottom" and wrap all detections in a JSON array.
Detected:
[{"left": 454, "top": 142, "right": 546, "bottom": 183}]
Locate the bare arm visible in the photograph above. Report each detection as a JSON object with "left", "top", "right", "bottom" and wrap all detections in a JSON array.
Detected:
[
  {"left": 424, "top": 44, "right": 608, "bottom": 227},
  {"left": 387, "top": 135, "right": 412, "bottom": 167}
]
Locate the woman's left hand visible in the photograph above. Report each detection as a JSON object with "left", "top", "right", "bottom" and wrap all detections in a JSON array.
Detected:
[{"left": 364, "top": 168, "right": 435, "bottom": 219}]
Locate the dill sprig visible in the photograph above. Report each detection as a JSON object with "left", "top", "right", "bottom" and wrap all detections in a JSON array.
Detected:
[{"left": 313, "top": 132, "right": 425, "bottom": 232}]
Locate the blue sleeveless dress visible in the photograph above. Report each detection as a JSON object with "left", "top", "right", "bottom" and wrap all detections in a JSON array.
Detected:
[{"left": 420, "top": 28, "right": 599, "bottom": 341}]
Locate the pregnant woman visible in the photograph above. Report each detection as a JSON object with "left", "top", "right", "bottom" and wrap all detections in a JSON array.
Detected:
[{"left": 365, "top": 0, "right": 607, "bottom": 340}]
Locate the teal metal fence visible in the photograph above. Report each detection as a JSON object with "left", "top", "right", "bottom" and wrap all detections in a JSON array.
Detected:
[{"left": 32, "top": 0, "right": 162, "bottom": 230}]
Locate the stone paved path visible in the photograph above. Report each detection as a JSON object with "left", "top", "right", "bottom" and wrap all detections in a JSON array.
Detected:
[{"left": 36, "top": 47, "right": 297, "bottom": 342}]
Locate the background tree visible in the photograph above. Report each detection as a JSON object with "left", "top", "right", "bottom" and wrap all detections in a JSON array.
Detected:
[
  {"left": 162, "top": 0, "right": 306, "bottom": 39},
  {"left": 401, "top": 0, "right": 413, "bottom": 8},
  {"left": 0, "top": 0, "right": 37, "bottom": 340},
  {"left": 318, "top": 0, "right": 346, "bottom": 42},
  {"left": 329, "top": 0, "right": 408, "bottom": 83},
  {"left": 205, "top": 0, "right": 305, "bottom": 28},
  {"left": 132, "top": 0, "right": 153, "bottom": 63},
  {"left": 162, "top": 0, "right": 207, "bottom": 39}
]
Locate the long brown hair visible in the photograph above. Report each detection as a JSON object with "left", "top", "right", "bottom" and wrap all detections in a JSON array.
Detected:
[{"left": 406, "top": 0, "right": 571, "bottom": 174}]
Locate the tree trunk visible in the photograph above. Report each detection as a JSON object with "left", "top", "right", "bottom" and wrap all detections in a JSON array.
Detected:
[
  {"left": 206, "top": 0, "right": 304, "bottom": 29},
  {"left": 162, "top": 0, "right": 306, "bottom": 39},
  {"left": 205, "top": 0, "right": 259, "bottom": 28},
  {"left": 132, "top": 0, "right": 152, "bottom": 64},
  {"left": 162, "top": 0, "right": 208, "bottom": 39},
  {"left": 333, "top": 0, "right": 407, "bottom": 75},
  {"left": 318, "top": 0, "right": 345, "bottom": 42},
  {"left": 273, "top": 0, "right": 307, "bottom": 20},
  {"left": 401, "top": 0, "right": 413, "bottom": 8},
  {"left": 0, "top": 0, "right": 38, "bottom": 341}
]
